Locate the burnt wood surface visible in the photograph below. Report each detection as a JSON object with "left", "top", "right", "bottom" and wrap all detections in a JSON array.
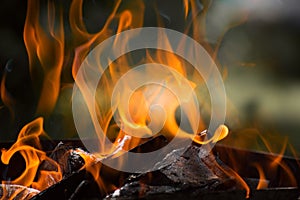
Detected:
[
  {"left": 104, "top": 143, "right": 245, "bottom": 199},
  {"left": 1, "top": 138, "right": 300, "bottom": 199}
]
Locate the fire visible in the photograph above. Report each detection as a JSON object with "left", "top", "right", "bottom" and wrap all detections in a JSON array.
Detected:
[
  {"left": 20, "top": 0, "right": 225, "bottom": 155},
  {"left": 73, "top": 148, "right": 117, "bottom": 195},
  {"left": 253, "top": 163, "right": 268, "bottom": 189},
  {"left": 0, "top": 0, "right": 298, "bottom": 199},
  {"left": 1, "top": 117, "right": 62, "bottom": 193},
  {"left": 24, "top": 0, "right": 64, "bottom": 116},
  {"left": 219, "top": 128, "right": 299, "bottom": 190}
]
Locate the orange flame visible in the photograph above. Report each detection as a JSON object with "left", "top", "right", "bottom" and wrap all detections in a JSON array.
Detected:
[
  {"left": 21, "top": 0, "right": 227, "bottom": 155},
  {"left": 253, "top": 163, "right": 269, "bottom": 189},
  {"left": 1, "top": 0, "right": 298, "bottom": 199},
  {"left": 1, "top": 117, "right": 62, "bottom": 191},
  {"left": 219, "top": 128, "right": 298, "bottom": 191},
  {"left": 24, "top": 0, "right": 64, "bottom": 116},
  {"left": 19, "top": 0, "right": 245, "bottom": 195},
  {"left": 73, "top": 148, "right": 118, "bottom": 194}
]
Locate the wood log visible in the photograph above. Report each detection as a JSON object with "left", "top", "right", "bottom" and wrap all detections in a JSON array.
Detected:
[{"left": 105, "top": 142, "right": 245, "bottom": 199}]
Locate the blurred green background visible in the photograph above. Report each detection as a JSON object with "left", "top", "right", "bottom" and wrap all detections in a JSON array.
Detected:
[{"left": 205, "top": 0, "right": 300, "bottom": 154}]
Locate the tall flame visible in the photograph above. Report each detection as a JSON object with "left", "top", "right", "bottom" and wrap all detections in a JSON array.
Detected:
[
  {"left": 21, "top": 0, "right": 227, "bottom": 151},
  {"left": 24, "top": 0, "right": 64, "bottom": 116}
]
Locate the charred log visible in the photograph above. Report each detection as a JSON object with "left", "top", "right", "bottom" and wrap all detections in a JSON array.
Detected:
[{"left": 105, "top": 143, "right": 246, "bottom": 199}]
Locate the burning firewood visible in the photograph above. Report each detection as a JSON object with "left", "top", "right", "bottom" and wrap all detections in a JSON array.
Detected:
[
  {"left": 31, "top": 134, "right": 250, "bottom": 199},
  {"left": 105, "top": 141, "right": 246, "bottom": 199},
  {"left": 39, "top": 142, "right": 85, "bottom": 177},
  {"left": 1, "top": 134, "right": 299, "bottom": 199}
]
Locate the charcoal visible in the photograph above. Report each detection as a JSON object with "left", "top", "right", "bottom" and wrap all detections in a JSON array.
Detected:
[
  {"left": 30, "top": 136, "right": 173, "bottom": 199},
  {"left": 30, "top": 137, "right": 300, "bottom": 200},
  {"left": 39, "top": 142, "right": 85, "bottom": 177},
  {"left": 105, "top": 143, "right": 245, "bottom": 199},
  {"left": 66, "top": 151, "right": 85, "bottom": 175},
  {"left": 29, "top": 169, "right": 102, "bottom": 200}
]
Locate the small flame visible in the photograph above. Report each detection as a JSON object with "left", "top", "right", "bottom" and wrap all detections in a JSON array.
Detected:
[
  {"left": 253, "top": 163, "right": 269, "bottom": 189},
  {"left": 0, "top": 69, "right": 15, "bottom": 120},
  {"left": 193, "top": 124, "right": 229, "bottom": 145},
  {"left": 183, "top": 0, "right": 190, "bottom": 19}
]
